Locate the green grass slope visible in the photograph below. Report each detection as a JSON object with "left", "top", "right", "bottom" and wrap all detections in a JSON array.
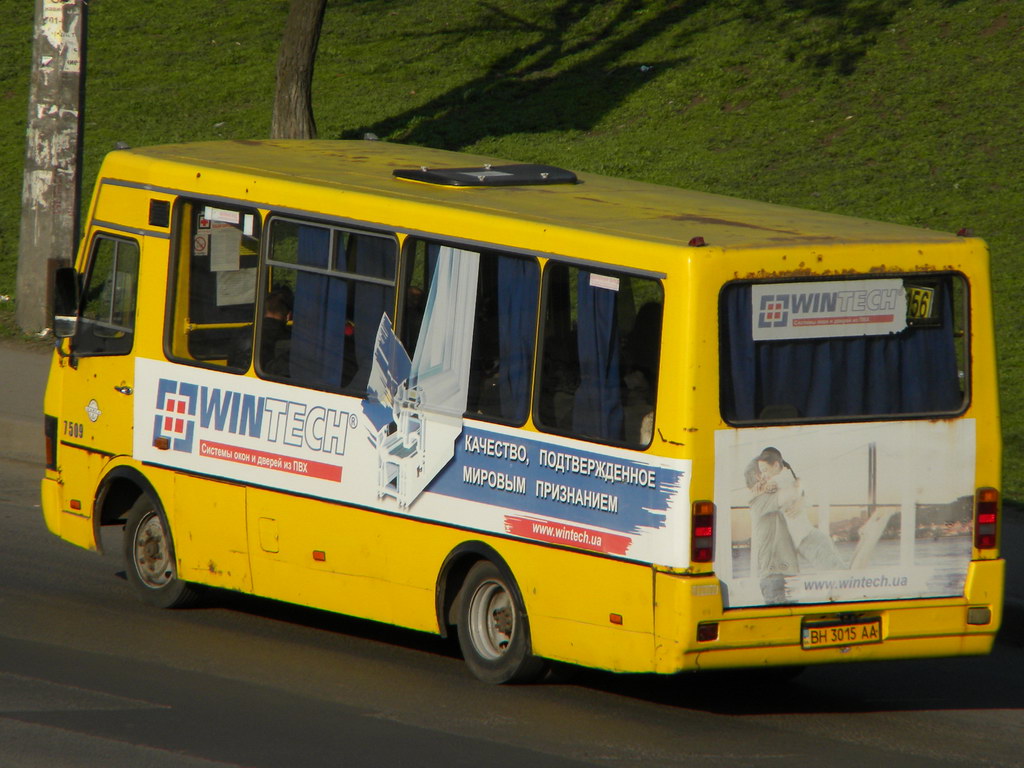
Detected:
[{"left": 1, "top": 0, "right": 1021, "bottom": 496}]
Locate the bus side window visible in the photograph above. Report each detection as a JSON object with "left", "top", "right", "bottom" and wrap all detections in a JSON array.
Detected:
[
  {"left": 167, "top": 201, "right": 260, "bottom": 368},
  {"left": 536, "top": 263, "right": 663, "bottom": 447},
  {"left": 74, "top": 234, "right": 140, "bottom": 356},
  {"left": 468, "top": 251, "right": 539, "bottom": 424},
  {"left": 264, "top": 217, "right": 397, "bottom": 394},
  {"left": 400, "top": 241, "right": 539, "bottom": 425}
]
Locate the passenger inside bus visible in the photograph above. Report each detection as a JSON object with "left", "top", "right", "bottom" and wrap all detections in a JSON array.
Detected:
[
  {"left": 228, "top": 286, "right": 293, "bottom": 374},
  {"left": 257, "top": 286, "right": 293, "bottom": 376}
]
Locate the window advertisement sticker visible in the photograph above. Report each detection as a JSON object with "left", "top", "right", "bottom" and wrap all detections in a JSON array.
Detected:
[
  {"left": 714, "top": 420, "right": 976, "bottom": 608},
  {"left": 752, "top": 279, "right": 908, "bottom": 341},
  {"left": 135, "top": 354, "right": 691, "bottom": 568}
]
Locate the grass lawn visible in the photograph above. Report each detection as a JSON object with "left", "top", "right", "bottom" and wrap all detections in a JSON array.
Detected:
[{"left": 1, "top": 0, "right": 1021, "bottom": 497}]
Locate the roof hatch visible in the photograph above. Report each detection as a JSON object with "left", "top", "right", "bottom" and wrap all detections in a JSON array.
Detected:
[{"left": 393, "top": 163, "right": 577, "bottom": 187}]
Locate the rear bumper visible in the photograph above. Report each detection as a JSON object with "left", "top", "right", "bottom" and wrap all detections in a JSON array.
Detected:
[{"left": 654, "top": 558, "right": 1004, "bottom": 673}]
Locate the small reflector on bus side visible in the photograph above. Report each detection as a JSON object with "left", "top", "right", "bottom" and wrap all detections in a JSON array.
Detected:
[
  {"left": 393, "top": 164, "right": 577, "bottom": 187},
  {"left": 967, "top": 607, "right": 991, "bottom": 625}
]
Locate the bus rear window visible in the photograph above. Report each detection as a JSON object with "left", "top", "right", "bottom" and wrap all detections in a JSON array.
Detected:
[{"left": 719, "top": 274, "right": 967, "bottom": 423}]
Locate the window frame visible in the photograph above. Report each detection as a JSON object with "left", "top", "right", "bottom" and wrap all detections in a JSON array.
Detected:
[
  {"left": 532, "top": 259, "right": 665, "bottom": 450},
  {"left": 717, "top": 271, "right": 972, "bottom": 427},
  {"left": 72, "top": 231, "right": 141, "bottom": 358},
  {"left": 398, "top": 236, "right": 542, "bottom": 427},
  {"left": 163, "top": 197, "right": 264, "bottom": 372},
  {"left": 258, "top": 213, "right": 400, "bottom": 394}
]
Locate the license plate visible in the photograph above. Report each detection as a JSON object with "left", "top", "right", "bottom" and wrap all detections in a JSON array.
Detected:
[{"left": 801, "top": 618, "right": 882, "bottom": 650}]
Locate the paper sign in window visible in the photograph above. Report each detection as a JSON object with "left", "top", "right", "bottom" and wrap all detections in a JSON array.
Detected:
[
  {"left": 216, "top": 268, "right": 256, "bottom": 306},
  {"left": 205, "top": 206, "right": 240, "bottom": 225},
  {"left": 589, "top": 274, "right": 620, "bottom": 292},
  {"left": 210, "top": 226, "right": 242, "bottom": 271}
]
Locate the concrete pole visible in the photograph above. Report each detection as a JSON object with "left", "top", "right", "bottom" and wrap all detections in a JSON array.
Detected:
[{"left": 17, "top": 0, "right": 86, "bottom": 334}]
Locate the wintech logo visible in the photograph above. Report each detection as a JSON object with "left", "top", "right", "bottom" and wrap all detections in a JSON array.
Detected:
[
  {"left": 154, "top": 379, "right": 198, "bottom": 452},
  {"left": 153, "top": 377, "right": 355, "bottom": 456},
  {"left": 757, "top": 294, "right": 790, "bottom": 328}
]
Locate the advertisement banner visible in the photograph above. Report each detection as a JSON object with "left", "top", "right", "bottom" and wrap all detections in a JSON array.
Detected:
[
  {"left": 752, "top": 279, "right": 908, "bottom": 340},
  {"left": 134, "top": 357, "right": 692, "bottom": 567},
  {"left": 713, "top": 420, "right": 976, "bottom": 608}
]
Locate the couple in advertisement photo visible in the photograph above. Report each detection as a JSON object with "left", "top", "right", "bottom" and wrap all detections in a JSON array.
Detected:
[
  {"left": 717, "top": 421, "right": 976, "bottom": 609},
  {"left": 745, "top": 446, "right": 896, "bottom": 604},
  {"left": 747, "top": 446, "right": 844, "bottom": 604}
]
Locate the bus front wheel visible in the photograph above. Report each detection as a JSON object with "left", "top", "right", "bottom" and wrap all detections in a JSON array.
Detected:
[
  {"left": 123, "top": 496, "right": 201, "bottom": 609},
  {"left": 456, "top": 560, "right": 546, "bottom": 684}
]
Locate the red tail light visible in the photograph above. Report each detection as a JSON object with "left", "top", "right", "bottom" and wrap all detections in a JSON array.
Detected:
[
  {"left": 691, "top": 500, "right": 715, "bottom": 563},
  {"left": 974, "top": 487, "right": 999, "bottom": 550}
]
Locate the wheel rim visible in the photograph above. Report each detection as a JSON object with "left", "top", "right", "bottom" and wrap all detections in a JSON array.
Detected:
[
  {"left": 467, "top": 578, "right": 515, "bottom": 660},
  {"left": 133, "top": 511, "right": 173, "bottom": 589}
]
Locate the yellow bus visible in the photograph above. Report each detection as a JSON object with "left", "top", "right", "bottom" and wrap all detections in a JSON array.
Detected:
[{"left": 42, "top": 140, "right": 1003, "bottom": 683}]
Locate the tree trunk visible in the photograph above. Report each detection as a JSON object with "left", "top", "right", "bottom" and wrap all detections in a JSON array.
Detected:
[{"left": 271, "top": 0, "right": 326, "bottom": 139}]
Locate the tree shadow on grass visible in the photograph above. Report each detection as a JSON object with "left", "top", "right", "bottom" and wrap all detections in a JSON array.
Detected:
[
  {"left": 740, "top": 0, "right": 963, "bottom": 76},
  {"left": 341, "top": 0, "right": 962, "bottom": 152},
  {"left": 343, "top": 0, "right": 706, "bottom": 149}
]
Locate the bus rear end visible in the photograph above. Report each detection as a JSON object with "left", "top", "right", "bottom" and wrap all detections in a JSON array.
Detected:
[{"left": 655, "top": 238, "right": 1002, "bottom": 673}]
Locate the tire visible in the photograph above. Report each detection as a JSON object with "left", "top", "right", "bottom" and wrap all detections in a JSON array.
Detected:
[
  {"left": 123, "top": 495, "right": 201, "bottom": 609},
  {"left": 456, "top": 560, "right": 546, "bottom": 684}
]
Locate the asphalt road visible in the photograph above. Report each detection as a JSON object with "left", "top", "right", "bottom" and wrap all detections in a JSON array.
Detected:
[{"left": 2, "top": 341, "right": 1023, "bottom": 767}]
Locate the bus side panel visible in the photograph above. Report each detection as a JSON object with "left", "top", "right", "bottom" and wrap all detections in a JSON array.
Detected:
[
  {"left": 245, "top": 487, "right": 439, "bottom": 633},
  {"left": 244, "top": 485, "right": 659, "bottom": 672},
  {"left": 489, "top": 540, "right": 656, "bottom": 673},
  {"left": 173, "top": 473, "right": 252, "bottom": 592},
  {"left": 91, "top": 179, "right": 155, "bottom": 227}
]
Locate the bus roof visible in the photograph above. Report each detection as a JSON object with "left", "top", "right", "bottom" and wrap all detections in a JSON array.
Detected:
[{"left": 123, "top": 140, "right": 962, "bottom": 251}]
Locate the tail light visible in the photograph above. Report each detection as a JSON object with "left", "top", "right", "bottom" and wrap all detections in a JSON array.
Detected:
[
  {"left": 974, "top": 487, "right": 999, "bottom": 550},
  {"left": 691, "top": 500, "right": 715, "bottom": 563},
  {"left": 44, "top": 414, "right": 58, "bottom": 470}
]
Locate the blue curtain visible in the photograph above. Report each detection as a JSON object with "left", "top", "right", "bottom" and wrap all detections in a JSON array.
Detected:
[
  {"left": 290, "top": 226, "right": 347, "bottom": 389},
  {"left": 722, "top": 279, "right": 961, "bottom": 421},
  {"left": 573, "top": 271, "right": 623, "bottom": 439},
  {"left": 348, "top": 237, "right": 395, "bottom": 393},
  {"left": 496, "top": 256, "right": 538, "bottom": 423}
]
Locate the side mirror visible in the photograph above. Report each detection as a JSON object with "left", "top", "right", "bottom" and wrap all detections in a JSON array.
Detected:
[{"left": 52, "top": 266, "right": 80, "bottom": 339}]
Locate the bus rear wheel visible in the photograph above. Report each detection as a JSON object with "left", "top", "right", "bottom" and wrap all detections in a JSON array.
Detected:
[
  {"left": 456, "top": 560, "right": 546, "bottom": 684},
  {"left": 123, "top": 496, "right": 201, "bottom": 609}
]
